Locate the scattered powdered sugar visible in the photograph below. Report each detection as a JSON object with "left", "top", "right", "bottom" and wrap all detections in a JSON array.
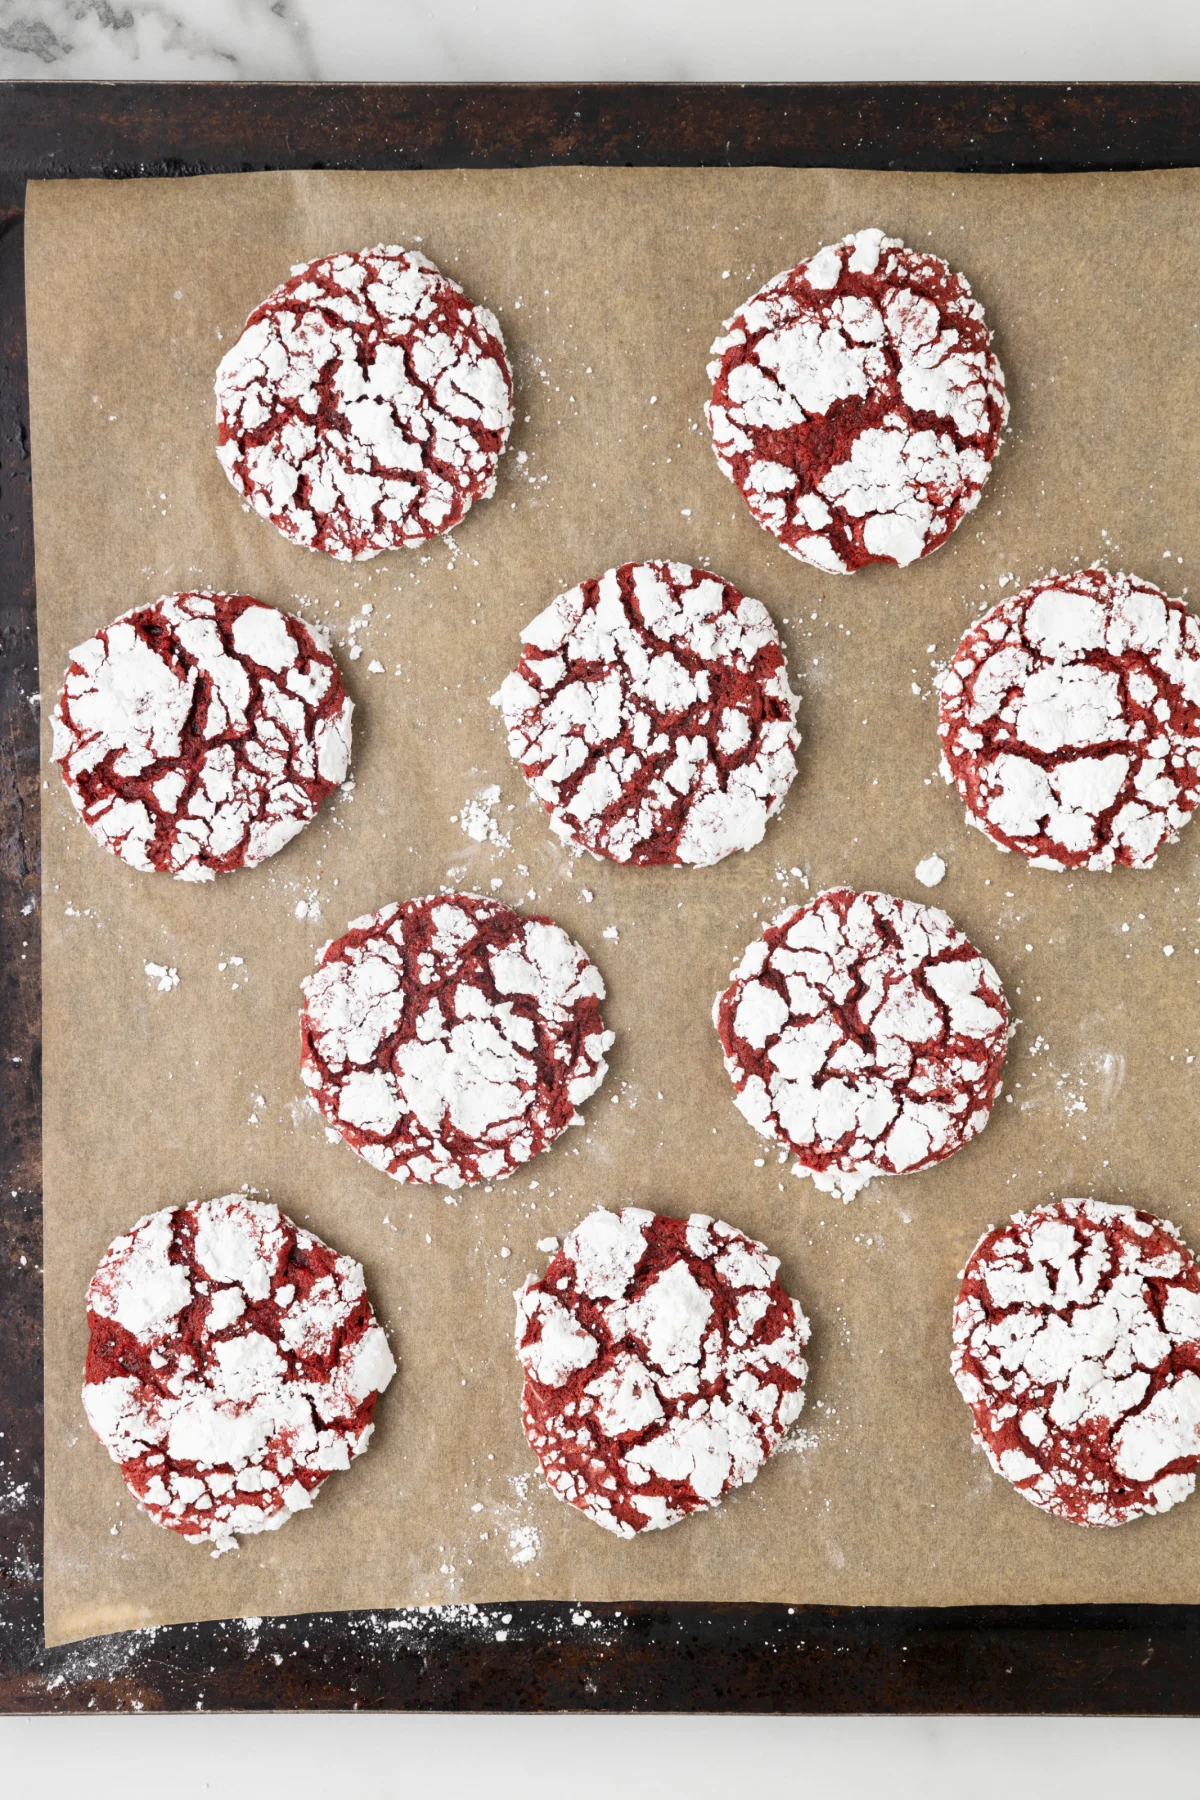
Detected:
[
  {"left": 456, "top": 783, "right": 511, "bottom": 848},
  {"left": 492, "top": 561, "right": 800, "bottom": 868},
  {"left": 215, "top": 246, "right": 513, "bottom": 561},
  {"left": 507, "top": 1522, "right": 541, "bottom": 1565},
  {"left": 52, "top": 592, "right": 352, "bottom": 881},
  {"left": 938, "top": 567, "right": 1200, "bottom": 871},
  {"left": 714, "top": 888, "right": 1010, "bottom": 1200},
  {"left": 143, "top": 962, "right": 179, "bottom": 992},
  {"left": 707, "top": 228, "right": 1007, "bottom": 573},
  {"left": 82, "top": 1195, "right": 396, "bottom": 1553},
  {"left": 300, "top": 893, "right": 614, "bottom": 1188},
  {"left": 515, "top": 1207, "right": 809, "bottom": 1536},
  {"left": 953, "top": 1197, "right": 1200, "bottom": 1526},
  {"left": 29, "top": 1605, "right": 678, "bottom": 1700},
  {"left": 914, "top": 854, "right": 946, "bottom": 888}
]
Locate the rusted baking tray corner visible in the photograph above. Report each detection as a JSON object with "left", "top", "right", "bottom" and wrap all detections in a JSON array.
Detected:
[{"left": 3, "top": 80, "right": 1200, "bottom": 1715}]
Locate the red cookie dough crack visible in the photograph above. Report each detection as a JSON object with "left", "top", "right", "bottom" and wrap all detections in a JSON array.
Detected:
[
  {"left": 516, "top": 1207, "right": 809, "bottom": 1536},
  {"left": 492, "top": 560, "right": 800, "bottom": 866},
  {"left": 714, "top": 888, "right": 1009, "bottom": 1200},
  {"left": 707, "top": 228, "right": 1007, "bottom": 573},
  {"left": 301, "top": 894, "right": 614, "bottom": 1188},
  {"left": 938, "top": 567, "right": 1200, "bottom": 870},
  {"left": 953, "top": 1198, "right": 1200, "bottom": 1527},
  {"left": 52, "top": 592, "right": 352, "bottom": 880},
  {"left": 82, "top": 1195, "right": 396, "bottom": 1552},
  {"left": 216, "top": 245, "right": 513, "bottom": 560}
]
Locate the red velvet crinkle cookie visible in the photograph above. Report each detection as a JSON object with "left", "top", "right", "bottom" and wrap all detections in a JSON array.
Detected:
[
  {"left": 516, "top": 1207, "right": 809, "bottom": 1537},
  {"left": 52, "top": 592, "right": 351, "bottom": 881},
  {"left": 301, "top": 894, "right": 614, "bottom": 1189},
  {"left": 714, "top": 888, "right": 1009, "bottom": 1200},
  {"left": 215, "top": 245, "right": 514, "bottom": 560},
  {"left": 492, "top": 561, "right": 800, "bottom": 867},
  {"left": 82, "top": 1195, "right": 396, "bottom": 1552},
  {"left": 707, "top": 228, "right": 1007, "bottom": 573},
  {"left": 938, "top": 567, "right": 1200, "bottom": 871},
  {"left": 953, "top": 1198, "right": 1200, "bottom": 1527}
]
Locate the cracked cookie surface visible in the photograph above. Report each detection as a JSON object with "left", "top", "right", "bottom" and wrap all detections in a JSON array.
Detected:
[
  {"left": 52, "top": 591, "right": 351, "bottom": 881},
  {"left": 492, "top": 560, "right": 800, "bottom": 867},
  {"left": 516, "top": 1207, "right": 809, "bottom": 1536},
  {"left": 301, "top": 894, "right": 614, "bottom": 1189},
  {"left": 938, "top": 567, "right": 1200, "bottom": 870},
  {"left": 707, "top": 228, "right": 1006, "bottom": 573},
  {"left": 953, "top": 1198, "right": 1200, "bottom": 1527},
  {"left": 83, "top": 1195, "right": 396, "bottom": 1552},
  {"left": 216, "top": 245, "right": 513, "bottom": 560},
  {"left": 714, "top": 888, "right": 1009, "bottom": 1200}
]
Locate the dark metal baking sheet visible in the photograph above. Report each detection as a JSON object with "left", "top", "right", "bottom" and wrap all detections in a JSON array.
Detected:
[{"left": 3, "top": 80, "right": 1200, "bottom": 1713}]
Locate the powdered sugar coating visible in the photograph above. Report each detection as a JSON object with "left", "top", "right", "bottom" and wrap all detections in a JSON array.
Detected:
[
  {"left": 938, "top": 567, "right": 1200, "bottom": 871},
  {"left": 707, "top": 228, "right": 1007, "bottom": 574},
  {"left": 215, "top": 246, "right": 513, "bottom": 561},
  {"left": 714, "top": 888, "right": 1009, "bottom": 1200},
  {"left": 51, "top": 592, "right": 352, "bottom": 881},
  {"left": 82, "top": 1195, "right": 396, "bottom": 1551},
  {"left": 300, "top": 894, "right": 614, "bottom": 1189},
  {"left": 952, "top": 1198, "right": 1200, "bottom": 1527},
  {"left": 516, "top": 1207, "right": 809, "bottom": 1536},
  {"left": 492, "top": 561, "right": 800, "bottom": 867}
]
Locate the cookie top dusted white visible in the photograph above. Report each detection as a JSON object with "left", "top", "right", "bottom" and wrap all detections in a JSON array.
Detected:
[
  {"left": 707, "top": 228, "right": 1007, "bottom": 573},
  {"left": 953, "top": 1198, "right": 1200, "bottom": 1527},
  {"left": 516, "top": 1207, "right": 809, "bottom": 1537},
  {"left": 82, "top": 1195, "right": 396, "bottom": 1551},
  {"left": 938, "top": 567, "right": 1200, "bottom": 871},
  {"left": 300, "top": 894, "right": 614, "bottom": 1189},
  {"left": 52, "top": 592, "right": 352, "bottom": 881},
  {"left": 215, "top": 246, "right": 513, "bottom": 561},
  {"left": 492, "top": 561, "right": 800, "bottom": 867},
  {"left": 714, "top": 888, "right": 1009, "bottom": 1200}
]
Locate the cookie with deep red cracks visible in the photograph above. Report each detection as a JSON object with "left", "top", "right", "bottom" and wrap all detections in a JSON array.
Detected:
[
  {"left": 492, "top": 560, "right": 800, "bottom": 867},
  {"left": 953, "top": 1198, "right": 1200, "bottom": 1527},
  {"left": 938, "top": 566, "right": 1200, "bottom": 871},
  {"left": 707, "top": 228, "right": 1007, "bottom": 573},
  {"left": 52, "top": 592, "right": 352, "bottom": 880},
  {"left": 300, "top": 894, "right": 614, "bottom": 1190},
  {"left": 82, "top": 1195, "right": 396, "bottom": 1553},
  {"left": 215, "top": 245, "right": 514, "bottom": 561},
  {"left": 715, "top": 888, "right": 1010, "bottom": 1200},
  {"left": 516, "top": 1207, "right": 809, "bottom": 1536}
]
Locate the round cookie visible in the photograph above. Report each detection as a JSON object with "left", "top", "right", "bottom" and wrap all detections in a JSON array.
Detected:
[
  {"left": 706, "top": 227, "right": 1007, "bottom": 573},
  {"left": 952, "top": 1198, "right": 1200, "bottom": 1527},
  {"left": 82, "top": 1195, "right": 396, "bottom": 1551},
  {"left": 938, "top": 566, "right": 1200, "bottom": 871},
  {"left": 52, "top": 592, "right": 352, "bottom": 881},
  {"left": 515, "top": 1207, "right": 809, "bottom": 1536},
  {"left": 714, "top": 888, "right": 1009, "bottom": 1200},
  {"left": 491, "top": 560, "right": 800, "bottom": 867},
  {"left": 300, "top": 894, "right": 614, "bottom": 1189},
  {"left": 215, "top": 245, "right": 513, "bottom": 561}
]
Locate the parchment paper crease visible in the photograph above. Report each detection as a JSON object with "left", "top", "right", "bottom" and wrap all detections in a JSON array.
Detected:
[{"left": 28, "top": 167, "right": 1200, "bottom": 1645}]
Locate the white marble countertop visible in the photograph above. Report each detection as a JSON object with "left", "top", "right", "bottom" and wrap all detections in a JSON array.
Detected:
[
  {"left": 4, "top": 1709, "right": 1200, "bottom": 1798},
  {"left": 0, "top": 0, "right": 1197, "bottom": 83}
]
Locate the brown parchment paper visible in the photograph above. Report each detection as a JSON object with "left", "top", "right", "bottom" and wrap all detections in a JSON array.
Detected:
[{"left": 29, "top": 166, "right": 1200, "bottom": 1646}]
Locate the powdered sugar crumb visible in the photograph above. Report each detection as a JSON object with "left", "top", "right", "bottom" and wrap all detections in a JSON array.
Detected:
[{"left": 457, "top": 784, "right": 511, "bottom": 848}]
